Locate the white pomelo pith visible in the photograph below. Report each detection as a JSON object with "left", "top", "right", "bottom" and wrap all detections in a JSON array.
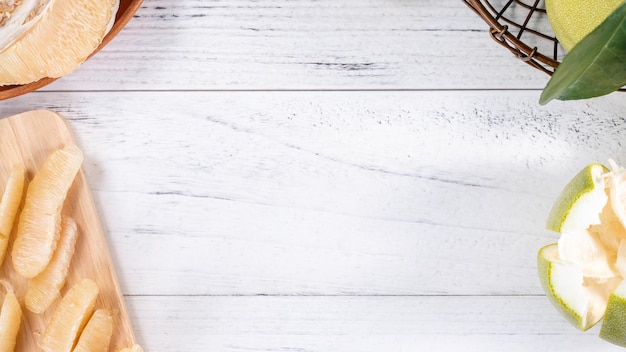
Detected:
[
  {"left": 546, "top": 163, "right": 609, "bottom": 234},
  {"left": 538, "top": 243, "right": 617, "bottom": 330},
  {"left": 0, "top": 0, "right": 53, "bottom": 51}
]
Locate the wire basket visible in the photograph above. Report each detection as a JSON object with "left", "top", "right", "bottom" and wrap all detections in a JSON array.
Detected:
[
  {"left": 463, "top": 0, "right": 561, "bottom": 75},
  {"left": 464, "top": 0, "right": 626, "bottom": 92}
]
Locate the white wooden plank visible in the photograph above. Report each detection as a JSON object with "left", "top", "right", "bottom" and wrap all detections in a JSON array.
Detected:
[
  {"left": 36, "top": 0, "right": 552, "bottom": 91},
  {"left": 125, "top": 295, "right": 624, "bottom": 352},
  {"left": 3, "top": 1, "right": 617, "bottom": 350},
  {"left": 1, "top": 90, "right": 625, "bottom": 296},
  {"left": 101, "top": 191, "right": 551, "bottom": 296}
]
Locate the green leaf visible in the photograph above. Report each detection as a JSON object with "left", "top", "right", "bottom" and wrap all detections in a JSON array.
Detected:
[{"left": 539, "top": 1, "right": 626, "bottom": 105}]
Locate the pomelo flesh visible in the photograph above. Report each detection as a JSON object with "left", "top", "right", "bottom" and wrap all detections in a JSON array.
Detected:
[
  {"left": 539, "top": 160, "right": 626, "bottom": 345},
  {"left": 538, "top": 243, "right": 611, "bottom": 330},
  {"left": 0, "top": 0, "right": 120, "bottom": 85}
]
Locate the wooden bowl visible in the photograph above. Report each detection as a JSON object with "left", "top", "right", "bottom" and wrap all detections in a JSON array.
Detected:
[{"left": 0, "top": 0, "right": 143, "bottom": 101}]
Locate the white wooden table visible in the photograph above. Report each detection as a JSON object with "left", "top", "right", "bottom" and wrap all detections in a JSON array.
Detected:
[{"left": 2, "top": 1, "right": 626, "bottom": 351}]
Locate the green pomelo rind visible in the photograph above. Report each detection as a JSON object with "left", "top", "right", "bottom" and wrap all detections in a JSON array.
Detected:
[
  {"left": 538, "top": 244, "right": 587, "bottom": 330},
  {"left": 546, "top": 163, "right": 609, "bottom": 233},
  {"left": 600, "top": 282, "right": 626, "bottom": 346}
]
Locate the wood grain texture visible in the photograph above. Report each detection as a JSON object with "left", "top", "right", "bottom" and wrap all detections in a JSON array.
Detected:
[
  {"left": 37, "top": 0, "right": 553, "bottom": 91},
  {"left": 125, "top": 295, "right": 625, "bottom": 352},
  {"left": 0, "top": 1, "right": 622, "bottom": 349},
  {"left": 1, "top": 91, "right": 626, "bottom": 299},
  {"left": 0, "top": 111, "right": 135, "bottom": 351}
]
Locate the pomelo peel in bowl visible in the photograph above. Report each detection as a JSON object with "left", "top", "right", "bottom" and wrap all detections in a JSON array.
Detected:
[
  {"left": 539, "top": 161, "right": 626, "bottom": 346},
  {"left": 0, "top": 0, "right": 120, "bottom": 86}
]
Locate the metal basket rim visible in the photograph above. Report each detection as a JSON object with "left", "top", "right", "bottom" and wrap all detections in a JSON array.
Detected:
[
  {"left": 464, "top": 0, "right": 560, "bottom": 75},
  {"left": 464, "top": 0, "right": 626, "bottom": 92}
]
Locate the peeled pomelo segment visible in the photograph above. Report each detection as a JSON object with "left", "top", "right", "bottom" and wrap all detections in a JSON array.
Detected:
[
  {"left": 120, "top": 344, "right": 144, "bottom": 352},
  {"left": 72, "top": 309, "right": 113, "bottom": 352},
  {"left": 584, "top": 275, "right": 622, "bottom": 319},
  {"left": 0, "top": 0, "right": 53, "bottom": 51},
  {"left": 12, "top": 144, "right": 83, "bottom": 279},
  {"left": 558, "top": 229, "right": 617, "bottom": 279},
  {"left": 40, "top": 278, "right": 99, "bottom": 352},
  {"left": 592, "top": 195, "right": 626, "bottom": 255},
  {"left": 608, "top": 159, "right": 626, "bottom": 230},
  {"left": 0, "top": 163, "right": 25, "bottom": 265},
  {"left": 538, "top": 243, "right": 616, "bottom": 331},
  {"left": 0, "top": 292, "right": 21, "bottom": 351},
  {"left": 25, "top": 216, "right": 78, "bottom": 314},
  {"left": 0, "top": 281, "right": 22, "bottom": 352},
  {"left": 600, "top": 280, "right": 626, "bottom": 346},
  {"left": 546, "top": 163, "right": 609, "bottom": 234},
  {"left": 616, "top": 240, "right": 626, "bottom": 279},
  {"left": 0, "top": 0, "right": 120, "bottom": 85}
]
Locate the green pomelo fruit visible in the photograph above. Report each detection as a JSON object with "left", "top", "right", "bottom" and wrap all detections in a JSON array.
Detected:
[{"left": 545, "top": 0, "right": 625, "bottom": 51}]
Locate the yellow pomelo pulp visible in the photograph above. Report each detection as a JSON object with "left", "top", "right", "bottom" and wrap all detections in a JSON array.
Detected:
[
  {"left": 73, "top": 309, "right": 113, "bottom": 352},
  {"left": 0, "top": 281, "right": 22, "bottom": 352},
  {"left": 0, "top": 0, "right": 119, "bottom": 85},
  {"left": 25, "top": 217, "right": 78, "bottom": 314},
  {"left": 0, "top": 163, "right": 25, "bottom": 266},
  {"left": 545, "top": 0, "right": 625, "bottom": 51},
  {"left": 40, "top": 278, "right": 99, "bottom": 352},
  {"left": 12, "top": 144, "right": 83, "bottom": 279}
]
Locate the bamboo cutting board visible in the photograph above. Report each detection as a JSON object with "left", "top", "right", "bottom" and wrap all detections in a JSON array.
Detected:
[{"left": 0, "top": 110, "right": 136, "bottom": 351}]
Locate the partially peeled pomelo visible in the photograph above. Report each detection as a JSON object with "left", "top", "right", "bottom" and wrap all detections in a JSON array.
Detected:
[
  {"left": 0, "top": 0, "right": 120, "bottom": 85},
  {"left": 539, "top": 161, "right": 626, "bottom": 345}
]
